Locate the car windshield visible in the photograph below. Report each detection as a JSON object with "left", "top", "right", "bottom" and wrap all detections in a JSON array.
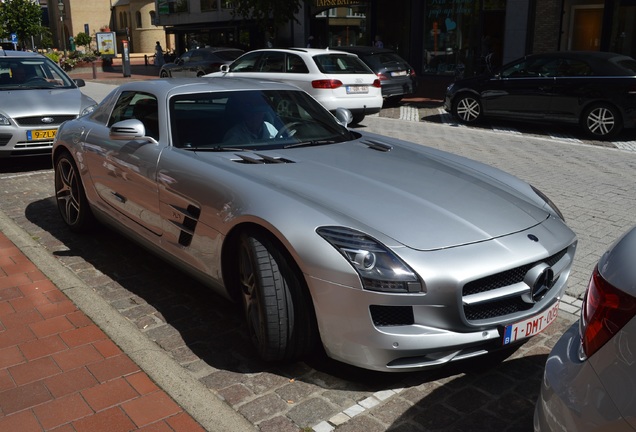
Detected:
[
  {"left": 170, "top": 89, "right": 355, "bottom": 151},
  {"left": 313, "top": 54, "right": 373, "bottom": 74},
  {"left": 0, "top": 57, "right": 75, "bottom": 89}
]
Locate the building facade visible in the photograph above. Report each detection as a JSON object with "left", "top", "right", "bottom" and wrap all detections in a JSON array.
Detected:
[
  {"left": 46, "top": 0, "right": 165, "bottom": 54},
  {"left": 142, "top": 0, "right": 636, "bottom": 75}
]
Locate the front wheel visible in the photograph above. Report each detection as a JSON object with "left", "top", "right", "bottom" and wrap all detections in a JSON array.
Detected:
[
  {"left": 237, "top": 231, "right": 316, "bottom": 362},
  {"left": 581, "top": 104, "right": 622, "bottom": 140},
  {"left": 54, "top": 151, "right": 95, "bottom": 232},
  {"left": 452, "top": 93, "right": 482, "bottom": 123},
  {"left": 160, "top": 70, "right": 170, "bottom": 78}
]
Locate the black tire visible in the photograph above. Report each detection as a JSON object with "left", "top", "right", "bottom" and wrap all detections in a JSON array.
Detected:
[
  {"left": 160, "top": 70, "right": 170, "bottom": 78},
  {"left": 54, "top": 151, "right": 95, "bottom": 232},
  {"left": 237, "top": 231, "right": 315, "bottom": 362},
  {"left": 452, "top": 93, "right": 482, "bottom": 124},
  {"left": 581, "top": 103, "right": 622, "bottom": 140},
  {"left": 352, "top": 114, "right": 365, "bottom": 125}
]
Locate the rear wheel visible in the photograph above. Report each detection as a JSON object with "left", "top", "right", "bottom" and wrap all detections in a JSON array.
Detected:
[
  {"left": 54, "top": 151, "right": 95, "bottom": 232},
  {"left": 160, "top": 70, "right": 170, "bottom": 78},
  {"left": 581, "top": 103, "right": 622, "bottom": 140},
  {"left": 452, "top": 93, "right": 482, "bottom": 124},
  {"left": 352, "top": 113, "right": 365, "bottom": 125},
  {"left": 237, "top": 231, "right": 316, "bottom": 362}
]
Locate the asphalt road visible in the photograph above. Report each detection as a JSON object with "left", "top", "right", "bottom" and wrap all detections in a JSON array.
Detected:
[{"left": 1, "top": 82, "right": 634, "bottom": 431}]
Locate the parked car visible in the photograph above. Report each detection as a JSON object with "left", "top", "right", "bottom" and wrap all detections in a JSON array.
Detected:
[
  {"left": 206, "top": 48, "right": 383, "bottom": 124},
  {"left": 535, "top": 225, "right": 636, "bottom": 431},
  {"left": 336, "top": 46, "right": 417, "bottom": 101},
  {"left": 444, "top": 51, "right": 636, "bottom": 139},
  {"left": 159, "top": 47, "right": 244, "bottom": 78},
  {"left": 0, "top": 50, "right": 97, "bottom": 158},
  {"left": 52, "top": 77, "right": 577, "bottom": 372}
]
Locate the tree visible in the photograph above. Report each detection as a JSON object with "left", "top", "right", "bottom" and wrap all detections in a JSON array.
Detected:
[
  {"left": 74, "top": 32, "right": 92, "bottom": 50},
  {"left": 232, "top": 0, "right": 303, "bottom": 42},
  {"left": 0, "top": 0, "right": 45, "bottom": 48}
]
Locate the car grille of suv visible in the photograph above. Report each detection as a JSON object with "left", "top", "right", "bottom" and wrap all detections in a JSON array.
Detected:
[
  {"left": 462, "top": 248, "right": 568, "bottom": 321},
  {"left": 15, "top": 115, "right": 76, "bottom": 127}
]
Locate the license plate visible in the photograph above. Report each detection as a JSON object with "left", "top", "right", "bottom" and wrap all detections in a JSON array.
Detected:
[
  {"left": 391, "top": 71, "right": 407, "bottom": 77},
  {"left": 502, "top": 301, "right": 559, "bottom": 345},
  {"left": 346, "top": 85, "right": 368, "bottom": 94},
  {"left": 27, "top": 129, "right": 57, "bottom": 141}
]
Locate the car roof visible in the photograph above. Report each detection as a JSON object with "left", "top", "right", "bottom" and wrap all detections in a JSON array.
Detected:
[
  {"left": 0, "top": 49, "right": 43, "bottom": 58},
  {"left": 335, "top": 46, "right": 397, "bottom": 56},
  {"left": 114, "top": 77, "right": 305, "bottom": 95},
  {"left": 248, "top": 47, "right": 357, "bottom": 56},
  {"left": 524, "top": 51, "right": 636, "bottom": 75}
]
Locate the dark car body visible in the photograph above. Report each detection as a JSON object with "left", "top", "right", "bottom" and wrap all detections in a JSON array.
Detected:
[
  {"left": 444, "top": 51, "right": 636, "bottom": 139},
  {"left": 159, "top": 47, "right": 243, "bottom": 77},
  {"left": 337, "top": 46, "right": 417, "bottom": 100}
]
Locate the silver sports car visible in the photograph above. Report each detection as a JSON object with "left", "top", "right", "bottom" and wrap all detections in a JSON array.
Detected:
[{"left": 53, "top": 78, "right": 577, "bottom": 372}]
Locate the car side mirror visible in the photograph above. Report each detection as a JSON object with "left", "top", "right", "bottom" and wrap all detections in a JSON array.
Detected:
[
  {"left": 220, "top": 64, "right": 230, "bottom": 73},
  {"left": 334, "top": 107, "right": 353, "bottom": 126},
  {"left": 74, "top": 79, "right": 86, "bottom": 87},
  {"left": 110, "top": 119, "right": 157, "bottom": 143}
]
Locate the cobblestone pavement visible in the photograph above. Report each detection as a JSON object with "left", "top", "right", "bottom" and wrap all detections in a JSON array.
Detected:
[{"left": 1, "top": 102, "right": 635, "bottom": 431}]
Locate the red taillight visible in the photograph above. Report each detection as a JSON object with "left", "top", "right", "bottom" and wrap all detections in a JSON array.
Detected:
[
  {"left": 580, "top": 265, "right": 636, "bottom": 357},
  {"left": 409, "top": 69, "right": 416, "bottom": 77},
  {"left": 377, "top": 72, "right": 388, "bottom": 81},
  {"left": 372, "top": 79, "right": 381, "bottom": 88},
  {"left": 312, "top": 79, "right": 342, "bottom": 89}
]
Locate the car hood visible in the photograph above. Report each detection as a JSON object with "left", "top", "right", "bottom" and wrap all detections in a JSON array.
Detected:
[
  {"left": 0, "top": 88, "right": 87, "bottom": 116},
  {"left": 208, "top": 138, "right": 549, "bottom": 251}
]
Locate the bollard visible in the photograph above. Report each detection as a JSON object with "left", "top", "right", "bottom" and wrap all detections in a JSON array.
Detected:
[
  {"left": 144, "top": 54, "right": 148, "bottom": 66},
  {"left": 92, "top": 62, "right": 97, "bottom": 79}
]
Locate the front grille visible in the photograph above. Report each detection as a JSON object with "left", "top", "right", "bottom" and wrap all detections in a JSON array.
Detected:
[
  {"left": 462, "top": 248, "right": 568, "bottom": 321},
  {"left": 370, "top": 305, "right": 414, "bottom": 326},
  {"left": 15, "top": 115, "right": 76, "bottom": 127}
]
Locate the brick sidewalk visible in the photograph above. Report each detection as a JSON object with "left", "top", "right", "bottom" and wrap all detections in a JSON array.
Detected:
[{"left": 0, "top": 231, "right": 205, "bottom": 431}]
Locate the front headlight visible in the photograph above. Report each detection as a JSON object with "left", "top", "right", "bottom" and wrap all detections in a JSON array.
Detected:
[
  {"left": 531, "top": 185, "right": 565, "bottom": 221},
  {"left": 0, "top": 113, "right": 10, "bottom": 126},
  {"left": 317, "top": 226, "right": 423, "bottom": 293}
]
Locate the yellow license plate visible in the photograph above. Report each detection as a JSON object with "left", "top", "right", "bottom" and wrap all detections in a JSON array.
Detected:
[{"left": 27, "top": 129, "right": 57, "bottom": 141}]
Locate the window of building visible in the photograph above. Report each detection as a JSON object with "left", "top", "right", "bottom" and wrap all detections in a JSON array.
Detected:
[
  {"left": 201, "top": 0, "right": 218, "bottom": 11},
  {"left": 136, "top": 11, "right": 142, "bottom": 28}
]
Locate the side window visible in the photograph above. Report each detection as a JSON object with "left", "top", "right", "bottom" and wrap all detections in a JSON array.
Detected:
[
  {"left": 287, "top": 54, "right": 309, "bottom": 73},
  {"left": 108, "top": 92, "right": 159, "bottom": 140},
  {"left": 556, "top": 59, "right": 593, "bottom": 77},
  {"left": 258, "top": 52, "right": 285, "bottom": 72},
  {"left": 179, "top": 52, "right": 192, "bottom": 64},
  {"left": 230, "top": 52, "right": 261, "bottom": 72},
  {"left": 501, "top": 58, "right": 552, "bottom": 78}
]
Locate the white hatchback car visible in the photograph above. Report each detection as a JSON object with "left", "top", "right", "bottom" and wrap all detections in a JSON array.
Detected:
[{"left": 206, "top": 48, "right": 383, "bottom": 124}]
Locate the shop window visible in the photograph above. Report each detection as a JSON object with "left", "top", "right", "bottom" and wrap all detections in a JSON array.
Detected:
[{"left": 201, "top": 0, "right": 218, "bottom": 11}]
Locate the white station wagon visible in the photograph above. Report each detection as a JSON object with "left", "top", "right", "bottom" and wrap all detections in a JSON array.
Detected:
[{"left": 206, "top": 48, "right": 383, "bottom": 124}]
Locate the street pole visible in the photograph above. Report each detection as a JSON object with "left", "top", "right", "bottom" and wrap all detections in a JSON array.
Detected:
[{"left": 58, "top": 0, "right": 66, "bottom": 54}]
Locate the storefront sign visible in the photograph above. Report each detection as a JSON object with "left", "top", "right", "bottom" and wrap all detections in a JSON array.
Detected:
[{"left": 314, "top": 0, "right": 363, "bottom": 7}]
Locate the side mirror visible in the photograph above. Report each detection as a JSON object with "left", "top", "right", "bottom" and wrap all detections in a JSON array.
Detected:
[
  {"left": 74, "top": 78, "right": 86, "bottom": 87},
  {"left": 334, "top": 107, "right": 353, "bottom": 126},
  {"left": 109, "top": 119, "right": 157, "bottom": 143},
  {"left": 220, "top": 64, "right": 230, "bottom": 73}
]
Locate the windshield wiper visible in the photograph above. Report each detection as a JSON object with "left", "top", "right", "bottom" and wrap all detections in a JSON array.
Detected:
[{"left": 283, "top": 139, "right": 338, "bottom": 149}]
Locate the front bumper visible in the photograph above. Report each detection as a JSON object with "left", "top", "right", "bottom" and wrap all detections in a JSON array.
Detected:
[{"left": 308, "top": 220, "right": 577, "bottom": 372}]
